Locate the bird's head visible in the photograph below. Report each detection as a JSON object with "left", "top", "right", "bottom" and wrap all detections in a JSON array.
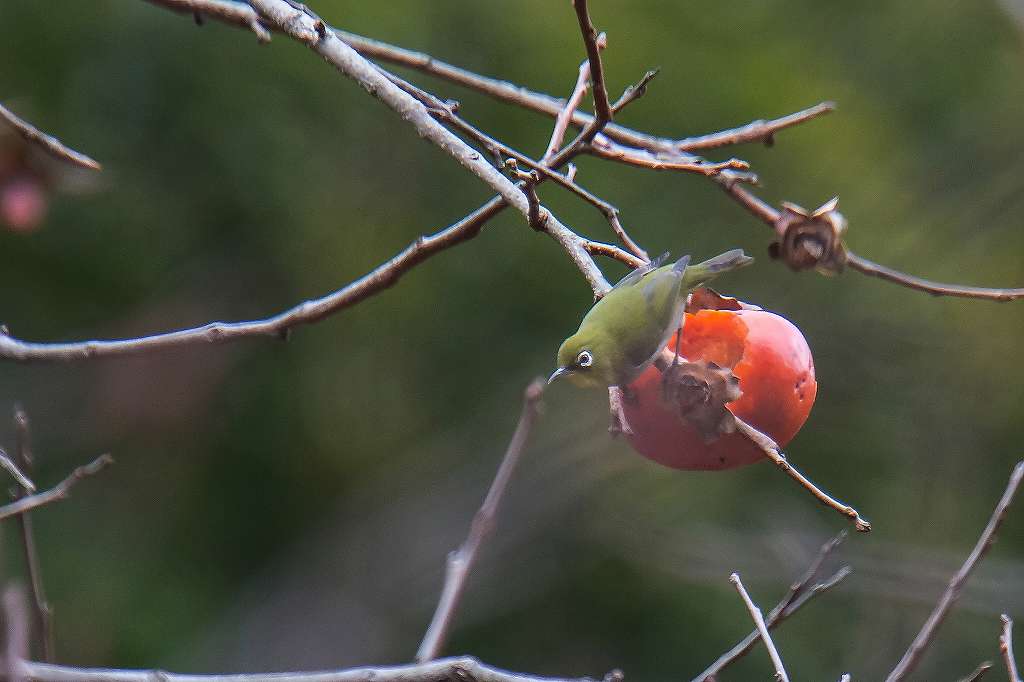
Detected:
[{"left": 549, "top": 332, "right": 611, "bottom": 388}]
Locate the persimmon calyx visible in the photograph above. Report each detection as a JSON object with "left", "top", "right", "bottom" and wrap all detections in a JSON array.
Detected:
[{"left": 659, "top": 359, "right": 742, "bottom": 444}]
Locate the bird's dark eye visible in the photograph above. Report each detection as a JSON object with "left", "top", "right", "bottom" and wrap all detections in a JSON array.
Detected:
[{"left": 577, "top": 350, "right": 593, "bottom": 368}]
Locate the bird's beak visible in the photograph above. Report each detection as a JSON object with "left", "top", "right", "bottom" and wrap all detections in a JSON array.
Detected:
[{"left": 548, "top": 367, "right": 572, "bottom": 384}]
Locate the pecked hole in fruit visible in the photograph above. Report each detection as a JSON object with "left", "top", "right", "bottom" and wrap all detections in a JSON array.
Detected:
[{"left": 672, "top": 310, "right": 749, "bottom": 369}]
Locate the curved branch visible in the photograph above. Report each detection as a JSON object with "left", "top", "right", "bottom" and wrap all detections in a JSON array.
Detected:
[{"left": 0, "top": 209, "right": 491, "bottom": 362}]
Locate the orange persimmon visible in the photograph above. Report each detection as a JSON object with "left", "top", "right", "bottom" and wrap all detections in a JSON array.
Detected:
[{"left": 623, "top": 309, "right": 816, "bottom": 470}]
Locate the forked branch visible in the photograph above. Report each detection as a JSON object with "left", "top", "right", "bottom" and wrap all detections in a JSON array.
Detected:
[{"left": 885, "top": 461, "right": 1024, "bottom": 682}]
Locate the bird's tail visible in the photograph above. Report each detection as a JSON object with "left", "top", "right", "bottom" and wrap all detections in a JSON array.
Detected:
[{"left": 682, "top": 249, "right": 753, "bottom": 289}]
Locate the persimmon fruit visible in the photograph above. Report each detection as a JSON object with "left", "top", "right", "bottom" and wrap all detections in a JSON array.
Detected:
[{"left": 622, "top": 308, "right": 816, "bottom": 470}]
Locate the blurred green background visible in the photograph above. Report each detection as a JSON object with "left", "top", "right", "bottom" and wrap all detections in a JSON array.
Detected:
[{"left": 2, "top": 1, "right": 1023, "bottom": 680}]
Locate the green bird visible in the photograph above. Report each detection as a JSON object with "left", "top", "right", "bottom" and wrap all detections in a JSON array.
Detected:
[{"left": 548, "top": 249, "right": 753, "bottom": 389}]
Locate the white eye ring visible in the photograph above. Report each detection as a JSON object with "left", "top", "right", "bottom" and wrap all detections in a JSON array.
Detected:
[{"left": 577, "top": 350, "right": 594, "bottom": 368}]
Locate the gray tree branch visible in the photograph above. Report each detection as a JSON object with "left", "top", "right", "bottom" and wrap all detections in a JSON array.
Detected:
[{"left": 885, "top": 461, "right": 1024, "bottom": 682}]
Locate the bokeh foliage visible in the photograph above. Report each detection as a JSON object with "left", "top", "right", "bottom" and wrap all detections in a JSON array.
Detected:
[{"left": 1, "top": 1, "right": 1023, "bottom": 679}]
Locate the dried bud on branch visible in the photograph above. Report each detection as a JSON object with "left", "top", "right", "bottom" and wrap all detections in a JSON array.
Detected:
[
  {"left": 660, "top": 359, "right": 741, "bottom": 442},
  {"left": 770, "top": 197, "right": 848, "bottom": 274}
]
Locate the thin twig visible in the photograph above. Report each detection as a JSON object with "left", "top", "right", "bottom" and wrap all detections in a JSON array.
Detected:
[
  {"left": 142, "top": 0, "right": 271, "bottom": 41},
  {"left": 0, "top": 446, "right": 35, "bottom": 492},
  {"left": 416, "top": 379, "right": 545, "bottom": 662},
  {"left": 0, "top": 212, "right": 490, "bottom": 362},
  {"left": 542, "top": 52, "right": 597, "bottom": 163},
  {"left": 678, "top": 101, "right": 837, "bottom": 150},
  {"left": 733, "top": 417, "right": 872, "bottom": 532},
  {"left": 958, "top": 662, "right": 993, "bottom": 682},
  {"left": 0, "top": 103, "right": 101, "bottom": 172},
  {"left": 18, "top": 657, "right": 612, "bottom": 682},
  {"left": 589, "top": 139, "right": 751, "bottom": 177},
  {"left": 846, "top": 252, "right": 1024, "bottom": 302},
  {"left": 609, "top": 70, "right": 658, "bottom": 115},
  {"left": 885, "top": 461, "right": 1024, "bottom": 682},
  {"left": 729, "top": 573, "right": 790, "bottom": 682},
  {"left": 0, "top": 454, "right": 113, "bottom": 522},
  {"left": 533, "top": 32, "right": 647, "bottom": 260},
  {"left": 712, "top": 180, "right": 1024, "bottom": 302},
  {"left": 693, "top": 532, "right": 849, "bottom": 682},
  {"left": 1002, "top": 615, "right": 1021, "bottom": 682},
  {"left": 572, "top": 1, "right": 612, "bottom": 126},
  {"left": 541, "top": 1, "right": 621, "bottom": 171},
  {"left": 4, "top": 586, "right": 30, "bottom": 682},
  {"left": 12, "top": 408, "right": 55, "bottom": 663}
]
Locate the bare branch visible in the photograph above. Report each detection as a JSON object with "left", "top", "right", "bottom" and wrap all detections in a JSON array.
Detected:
[
  {"left": 142, "top": 0, "right": 271, "bottom": 41},
  {"left": 609, "top": 70, "right": 658, "bottom": 116},
  {"left": 846, "top": 252, "right": 1024, "bottom": 302},
  {"left": 0, "top": 211, "right": 490, "bottom": 362},
  {"left": 542, "top": 51, "right": 597, "bottom": 163},
  {"left": 958, "top": 662, "right": 994, "bottom": 682},
  {"left": 324, "top": 29, "right": 833, "bottom": 154},
  {"left": 572, "top": 1, "right": 612, "bottom": 126},
  {"left": 885, "top": 461, "right": 1024, "bottom": 682},
  {"left": 693, "top": 533, "right": 850, "bottom": 682},
  {"left": 18, "top": 657, "right": 615, "bottom": 682},
  {"left": 0, "top": 445, "right": 35, "bottom": 492},
  {"left": 729, "top": 573, "right": 790, "bottom": 682},
  {"left": 677, "top": 101, "right": 837, "bottom": 151},
  {"left": 415, "top": 94, "right": 645, "bottom": 265},
  {"left": 732, "top": 417, "right": 871, "bottom": 532},
  {"left": 12, "top": 408, "right": 56, "bottom": 662},
  {"left": 589, "top": 139, "right": 751, "bottom": 177},
  {"left": 4, "top": 586, "right": 30, "bottom": 682},
  {"left": 0, "top": 103, "right": 101, "bottom": 172},
  {"left": 1002, "top": 615, "right": 1021, "bottom": 682},
  {"left": 144, "top": 0, "right": 835, "bottom": 157},
  {"left": 0, "top": 454, "right": 113, "bottom": 522},
  {"left": 416, "top": 379, "right": 545, "bottom": 662}
]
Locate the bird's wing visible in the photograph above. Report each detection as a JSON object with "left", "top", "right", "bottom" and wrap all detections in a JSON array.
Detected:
[
  {"left": 611, "top": 252, "right": 670, "bottom": 290},
  {"left": 616, "top": 256, "right": 689, "bottom": 371}
]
